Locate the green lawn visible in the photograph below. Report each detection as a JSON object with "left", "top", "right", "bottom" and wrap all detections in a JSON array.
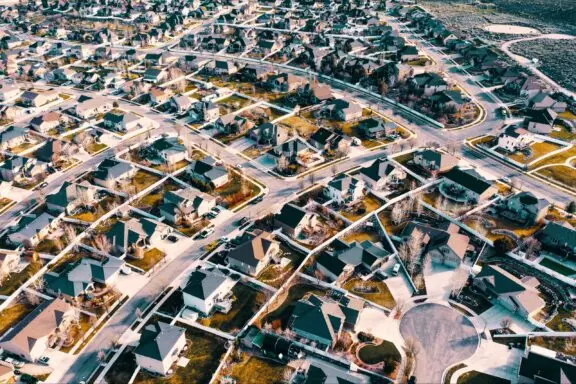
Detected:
[
  {"left": 456, "top": 371, "right": 510, "bottom": 384},
  {"left": 86, "top": 142, "right": 108, "bottom": 154},
  {"left": 342, "top": 278, "right": 396, "bottom": 309},
  {"left": 126, "top": 248, "right": 165, "bottom": 272},
  {"left": 539, "top": 258, "right": 576, "bottom": 276},
  {"left": 262, "top": 283, "right": 326, "bottom": 328},
  {"left": 357, "top": 340, "right": 401, "bottom": 365},
  {"left": 134, "top": 323, "right": 227, "bottom": 384},
  {"left": 0, "top": 261, "right": 43, "bottom": 296},
  {"left": 230, "top": 354, "right": 293, "bottom": 384},
  {"left": 199, "top": 284, "right": 266, "bottom": 334}
]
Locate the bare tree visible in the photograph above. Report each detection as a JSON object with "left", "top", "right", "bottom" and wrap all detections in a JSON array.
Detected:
[
  {"left": 390, "top": 203, "right": 405, "bottom": 225},
  {"left": 307, "top": 172, "right": 316, "bottom": 186},
  {"left": 331, "top": 163, "right": 338, "bottom": 176},
  {"left": 522, "top": 237, "right": 541, "bottom": 259},
  {"left": 403, "top": 337, "right": 421, "bottom": 360},
  {"left": 500, "top": 317, "right": 511, "bottom": 330},
  {"left": 92, "top": 234, "right": 112, "bottom": 254},
  {"left": 450, "top": 267, "right": 469, "bottom": 298},
  {"left": 64, "top": 225, "right": 77, "bottom": 245}
]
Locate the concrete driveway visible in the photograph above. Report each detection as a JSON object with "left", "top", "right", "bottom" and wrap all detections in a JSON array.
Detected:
[{"left": 400, "top": 303, "right": 479, "bottom": 383}]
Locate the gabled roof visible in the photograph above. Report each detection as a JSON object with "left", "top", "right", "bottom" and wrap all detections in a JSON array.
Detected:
[
  {"left": 135, "top": 321, "right": 185, "bottom": 361},
  {"left": 475, "top": 265, "right": 528, "bottom": 295},
  {"left": 360, "top": 158, "right": 401, "bottom": 182},
  {"left": 227, "top": 231, "right": 277, "bottom": 267},
  {"left": 443, "top": 167, "right": 494, "bottom": 195},
  {"left": 106, "top": 217, "right": 166, "bottom": 249},
  {"left": 327, "top": 174, "right": 363, "bottom": 192},
  {"left": 519, "top": 351, "right": 576, "bottom": 383},
  {"left": 275, "top": 203, "right": 308, "bottom": 229},
  {"left": 182, "top": 268, "right": 231, "bottom": 300}
]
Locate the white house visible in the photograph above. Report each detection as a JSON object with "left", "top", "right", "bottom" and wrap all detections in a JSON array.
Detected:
[
  {"left": 226, "top": 231, "right": 279, "bottom": 276},
  {"left": 359, "top": 158, "right": 406, "bottom": 191},
  {"left": 325, "top": 175, "right": 365, "bottom": 205},
  {"left": 497, "top": 126, "right": 534, "bottom": 152},
  {"left": 73, "top": 97, "right": 113, "bottom": 120},
  {"left": 181, "top": 268, "right": 236, "bottom": 315},
  {"left": 134, "top": 322, "right": 186, "bottom": 375}
]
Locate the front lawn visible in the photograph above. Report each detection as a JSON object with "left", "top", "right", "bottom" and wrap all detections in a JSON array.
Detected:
[
  {"left": 132, "top": 180, "right": 181, "bottom": 212},
  {"left": 539, "top": 258, "right": 576, "bottom": 276},
  {"left": 199, "top": 284, "right": 267, "bottom": 335},
  {"left": 229, "top": 354, "right": 293, "bottom": 384},
  {"left": 215, "top": 94, "right": 253, "bottom": 114},
  {"left": 86, "top": 142, "right": 108, "bottom": 154},
  {"left": 0, "top": 197, "right": 14, "bottom": 213},
  {"left": 134, "top": 323, "right": 227, "bottom": 384},
  {"left": 104, "top": 348, "right": 138, "bottom": 384},
  {"left": 126, "top": 248, "right": 165, "bottom": 272},
  {"left": 0, "top": 260, "right": 43, "bottom": 296},
  {"left": 342, "top": 229, "right": 380, "bottom": 244},
  {"left": 456, "top": 371, "right": 510, "bottom": 384},
  {"left": 342, "top": 278, "right": 396, "bottom": 309}
]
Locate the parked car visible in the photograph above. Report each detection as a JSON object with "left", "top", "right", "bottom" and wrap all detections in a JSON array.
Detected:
[
  {"left": 392, "top": 263, "right": 401, "bottom": 276},
  {"left": 199, "top": 227, "right": 215, "bottom": 238},
  {"left": 166, "top": 234, "right": 179, "bottom": 243},
  {"left": 238, "top": 217, "right": 249, "bottom": 226},
  {"left": 38, "top": 356, "right": 50, "bottom": 365}
]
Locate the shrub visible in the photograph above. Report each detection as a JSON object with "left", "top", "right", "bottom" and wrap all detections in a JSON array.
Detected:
[{"left": 494, "top": 237, "right": 516, "bottom": 254}]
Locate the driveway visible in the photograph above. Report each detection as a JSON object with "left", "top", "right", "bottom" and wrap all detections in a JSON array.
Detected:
[{"left": 400, "top": 303, "right": 479, "bottom": 383}]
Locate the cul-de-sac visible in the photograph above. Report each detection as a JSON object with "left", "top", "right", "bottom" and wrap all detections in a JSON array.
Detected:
[{"left": 0, "top": 0, "right": 573, "bottom": 383}]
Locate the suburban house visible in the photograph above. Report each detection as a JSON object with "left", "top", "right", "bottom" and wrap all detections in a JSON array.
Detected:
[
  {"left": 497, "top": 126, "right": 534, "bottom": 152},
  {"left": 0, "top": 83, "right": 22, "bottom": 102},
  {"left": 45, "top": 181, "right": 96, "bottom": 215},
  {"left": 141, "top": 137, "right": 187, "bottom": 165},
  {"left": 149, "top": 87, "right": 172, "bottom": 105},
  {"left": 289, "top": 294, "right": 363, "bottom": 349},
  {"left": 266, "top": 138, "right": 309, "bottom": 166},
  {"left": 537, "top": 221, "right": 576, "bottom": 259},
  {"left": 20, "top": 90, "right": 59, "bottom": 108},
  {"left": 181, "top": 267, "right": 236, "bottom": 315},
  {"left": 105, "top": 217, "right": 171, "bottom": 256},
  {"left": 73, "top": 97, "right": 113, "bottom": 120},
  {"left": 401, "top": 221, "right": 470, "bottom": 268},
  {"left": 320, "top": 99, "right": 363, "bottom": 122},
  {"left": 410, "top": 72, "right": 448, "bottom": 95},
  {"left": 316, "top": 239, "right": 390, "bottom": 282},
  {"left": 441, "top": 167, "right": 498, "bottom": 203},
  {"left": 134, "top": 322, "right": 186, "bottom": 376},
  {"left": 170, "top": 95, "right": 196, "bottom": 114},
  {"left": 297, "top": 82, "right": 333, "bottom": 104},
  {"left": 527, "top": 92, "right": 567, "bottom": 113},
  {"left": 103, "top": 111, "right": 156, "bottom": 133},
  {"left": 92, "top": 159, "right": 137, "bottom": 188},
  {"left": 8, "top": 212, "right": 58, "bottom": 247},
  {"left": 266, "top": 72, "right": 307, "bottom": 92},
  {"left": 497, "top": 192, "right": 550, "bottom": 226},
  {"left": 308, "top": 128, "right": 351, "bottom": 153},
  {"left": 325, "top": 174, "right": 366, "bottom": 205},
  {"left": 214, "top": 114, "right": 252, "bottom": 134},
  {"left": 0, "top": 298, "right": 74, "bottom": 362},
  {"left": 143, "top": 68, "right": 167, "bottom": 84},
  {"left": 44, "top": 256, "right": 125, "bottom": 300},
  {"left": 398, "top": 45, "right": 420, "bottom": 62},
  {"left": 274, "top": 203, "right": 319, "bottom": 238},
  {"left": 0, "top": 155, "right": 48, "bottom": 182},
  {"left": 249, "top": 122, "right": 289, "bottom": 146},
  {"left": 413, "top": 149, "right": 459, "bottom": 174},
  {"left": 359, "top": 158, "right": 407, "bottom": 191},
  {"left": 0, "top": 125, "right": 29, "bottom": 151},
  {"left": 30, "top": 111, "right": 67, "bottom": 134},
  {"left": 189, "top": 101, "right": 220, "bottom": 122},
  {"left": 187, "top": 156, "right": 229, "bottom": 188},
  {"left": 473, "top": 265, "right": 546, "bottom": 319},
  {"left": 297, "top": 359, "right": 370, "bottom": 384},
  {"left": 226, "top": 231, "right": 279, "bottom": 276},
  {"left": 525, "top": 108, "right": 557, "bottom": 134},
  {"left": 159, "top": 188, "right": 216, "bottom": 224},
  {"left": 358, "top": 117, "right": 397, "bottom": 139},
  {"left": 518, "top": 350, "right": 576, "bottom": 384}
]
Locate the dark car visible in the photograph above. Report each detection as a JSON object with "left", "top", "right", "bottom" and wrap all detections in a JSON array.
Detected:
[{"left": 238, "top": 217, "right": 249, "bottom": 226}]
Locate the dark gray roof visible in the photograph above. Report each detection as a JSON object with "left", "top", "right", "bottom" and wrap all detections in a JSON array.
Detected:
[
  {"left": 182, "top": 269, "right": 229, "bottom": 300},
  {"left": 135, "top": 321, "right": 185, "bottom": 361}
]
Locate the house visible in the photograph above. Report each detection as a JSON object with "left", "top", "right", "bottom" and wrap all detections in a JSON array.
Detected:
[
  {"left": 106, "top": 217, "right": 171, "bottom": 256},
  {"left": 266, "top": 73, "right": 307, "bottom": 92},
  {"left": 239, "top": 65, "right": 273, "bottom": 82},
  {"left": 429, "top": 90, "right": 469, "bottom": 111},
  {"left": 73, "top": 97, "right": 113, "bottom": 120},
  {"left": 134, "top": 322, "right": 186, "bottom": 376},
  {"left": 0, "top": 126, "right": 29, "bottom": 151},
  {"left": 143, "top": 137, "right": 187, "bottom": 165},
  {"left": 497, "top": 126, "right": 534, "bottom": 152},
  {"left": 46, "top": 181, "right": 96, "bottom": 215},
  {"left": 316, "top": 240, "right": 390, "bottom": 282},
  {"left": 359, "top": 158, "right": 407, "bottom": 191},
  {"left": 103, "top": 111, "right": 152, "bottom": 133},
  {"left": 473, "top": 265, "right": 545, "bottom": 319},
  {"left": 0, "top": 155, "right": 48, "bottom": 182},
  {"left": 45, "top": 256, "right": 125, "bottom": 299},
  {"left": 143, "top": 68, "right": 167, "bottom": 84},
  {"left": 289, "top": 294, "right": 363, "bottom": 349},
  {"left": 401, "top": 221, "right": 470, "bottom": 268},
  {"left": 321, "top": 99, "right": 363, "bottom": 122},
  {"left": 297, "top": 82, "right": 333, "bottom": 104},
  {"left": 413, "top": 149, "right": 459, "bottom": 174},
  {"left": 398, "top": 45, "right": 420, "bottom": 62},
  {"left": 170, "top": 95, "right": 196, "bottom": 114},
  {"left": 187, "top": 156, "right": 229, "bottom": 188},
  {"left": 159, "top": 188, "right": 216, "bottom": 224},
  {"left": 266, "top": 139, "right": 309, "bottom": 164},
  {"left": 537, "top": 221, "right": 576, "bottom": 259},
  {"left": 274, "top": 203, "right": 319, "bottom": 238},
  {"left": 518, "top": 351, "right": 576, "bottom": 384},
  {"left": 181, "top": 268, "right": 236, "bottom": 315},
  {"left": 149, "top": 87, "right": 172, "bottom": 105},
  {"left": 308, "top": 128, "right": 351, "bottom": 154},
  {"left": 525, "top": 108, "right": 557, "bottom": 134},
  {"left": 189, "top": 101, "right": 220, "bottom": 122},
  {"left": 20, "top": 90, "right": 59, "bottom": 108},
  {"left": 214, "top": 114, "right": 252, "bottom": 134},
  {"left": 0, "top": 83, "right": 21, "bottom": 101},
  {"left": 226, "top": 231, "right": 279, "bottom": 276},
  {"left": 498, "top": 192, "right": 550, "bottom": 226},
  {"left": 214, "top": 60, "right": 239, "bottom": 76},
  {"left": 297, "top": 359, "right": 370, "bottom": 384},
  {"left": 34, "top": 139, "right": 75, "bottom": 164},
  {"left": 249, "top": 122, "right": 289, "bottom": 146},
  {"left": 8, "top": 212, "right": 58, "bottom": 247},
  {"left": 410, "top": 72, "right": 448, "bottom": 96},
  {"left": 527, "top": 92, "right": 567, "bottom": 113},
  {"left": 92, "top": 158, "right": 137, "bottom": 187},
  {"left": 325, "top": 174, "right": 365, "bottom": 205},
  {"left": 441, "top": 167, "right": 498, "bottom": 203},
  {"left": 358, "top": 117, "right": 397, "bottom": 139},
  {"left": 30, "top": 111, "right": 67, "bottom": 134},
  {"left": 0, "top": 299, "right": 74, "bottom": 362}
]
